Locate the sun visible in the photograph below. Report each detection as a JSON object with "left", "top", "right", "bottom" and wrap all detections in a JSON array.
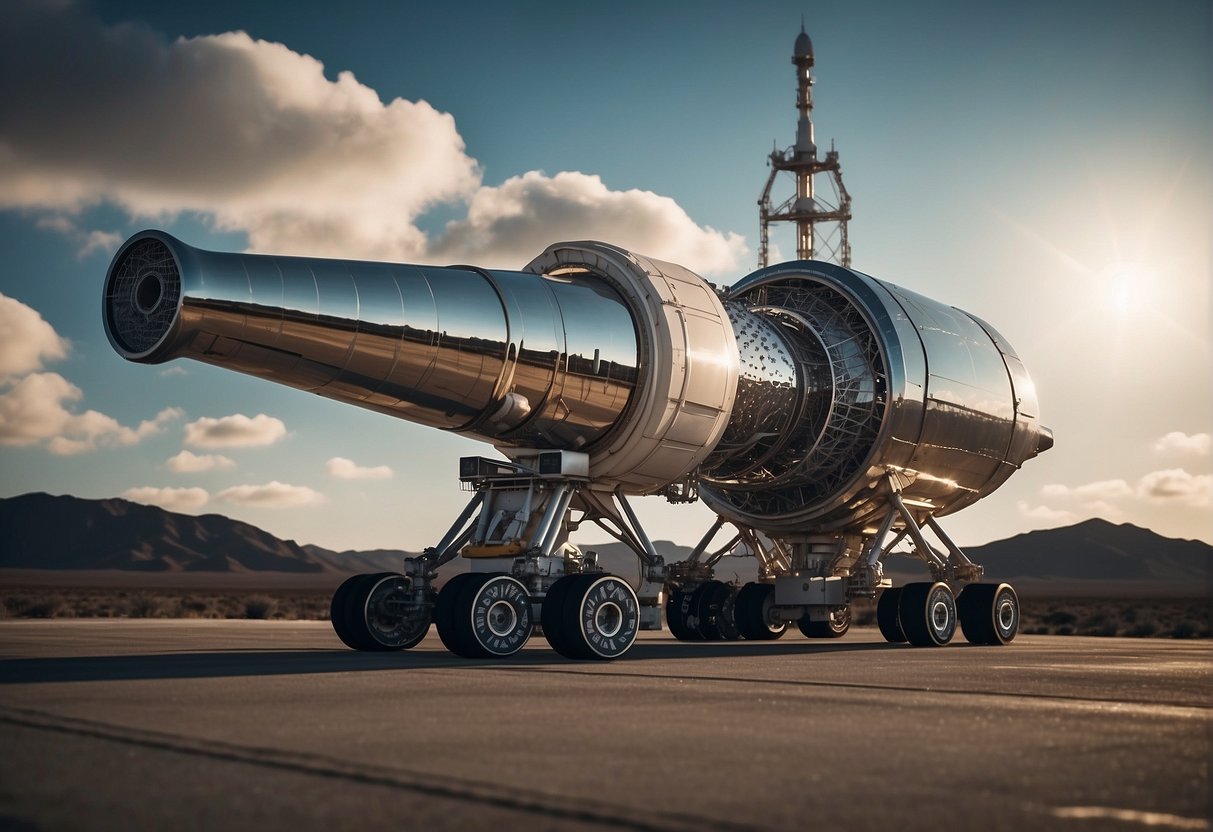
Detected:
[{"left": 1097, "top": 259, "right": 1157, "bottom": 316}]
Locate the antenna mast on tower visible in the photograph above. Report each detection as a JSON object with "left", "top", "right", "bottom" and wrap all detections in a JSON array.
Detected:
[{"left": 759, "top": 22, "right": 852, "bottom": 267}]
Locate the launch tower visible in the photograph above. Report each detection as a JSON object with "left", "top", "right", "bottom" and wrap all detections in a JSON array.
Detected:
[{"left": 759, "top": 22, "right": 852, "bottom": 267}]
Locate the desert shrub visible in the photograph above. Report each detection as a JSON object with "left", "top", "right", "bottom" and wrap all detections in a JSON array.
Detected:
[
  {"left": 23, "top": 595, "right": 65, "bottom": 618},
  {"left": 127, "top": 594, "right": 163, "bottom": 618},
  {"left": 243, "top": 595, "right": 277, "bottom": 620},
  {"left": 1079, "top": 613, "right": 1120, "bottom": 637},
  {"left": 1043, "top": 610, "right": 1077, "bottom": 627},
  {"left": 1126, "top": 621, "right": 1158, "bottom": 637},
  {"left": 177, "top": 597, "right": 212, "bottom": 618},
  {"left": 1169, "top": 621, "right": 1199, "bottom": 639}
]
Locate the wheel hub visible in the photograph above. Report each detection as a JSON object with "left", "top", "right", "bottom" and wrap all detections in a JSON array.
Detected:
[
  {"left": 595, "top": 601, "right": 624, "bottom": 638},
  {"left": 487, "top": 599, "right": 519, "bottom": 637},
  {"left": 931, "top": 600, "right": 951, "bottom": 632},
  {"left": 997, "top": 599, "right": 1016, "bottom": 631}
]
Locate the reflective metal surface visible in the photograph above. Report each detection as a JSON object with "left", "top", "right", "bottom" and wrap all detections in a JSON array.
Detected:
[
  {"left": 523, "top": 242, "right": 738, "bottom": 492},
  {"left": 699, "top": 260, "right": 1050, "bottom": 533},
  {"left": 105, "top": 233, "right": 1048, "bottom": 529},
  {"left": 104, "top": 231, "right": 638, "bottom": 450},
  {"left": 701, "top": 304, "right": 808, "bottom": 481}
]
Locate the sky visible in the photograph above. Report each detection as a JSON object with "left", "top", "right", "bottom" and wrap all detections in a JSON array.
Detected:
[{"left": 1, "top": 0, "right": 1210, "bottom": 554}]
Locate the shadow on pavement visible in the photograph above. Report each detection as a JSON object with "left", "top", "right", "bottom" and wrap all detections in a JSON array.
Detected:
[{"left": 0, "top": 636, "right": 906, "bottom": 684}]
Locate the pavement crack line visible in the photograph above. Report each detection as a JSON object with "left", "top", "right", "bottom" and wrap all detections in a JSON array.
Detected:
[
  {"left": 0, "top": 705, "right": 759, "bottom": 832},
  {"left": 466, "top": 666, "right": 1213, "bottom": 720}
]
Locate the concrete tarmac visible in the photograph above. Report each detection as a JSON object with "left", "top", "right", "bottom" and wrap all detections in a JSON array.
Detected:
[{"left": 0, "top": 620, "right": 1209, "bottom": 831}]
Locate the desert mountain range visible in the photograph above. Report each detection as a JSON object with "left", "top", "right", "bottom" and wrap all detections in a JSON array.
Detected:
[{"left": 1, "top": 493, "right": 1209, "bottom": 596}]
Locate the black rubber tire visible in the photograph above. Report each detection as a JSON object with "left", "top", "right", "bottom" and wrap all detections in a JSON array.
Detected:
[
  {"left": 541, "top": 573, "right": 580, "bottom": 657},
  {"left": 877, "top": 587, "right": 906, "bottom": 643},
  {"left": 434, "top": 572, "right": 483, "bottom": 656},
  {"left": 690, "top": 580, "right": 738, "bottom": 640},
  {"left": 335, "top": 572, "right": 398, "bottom": 651},
  {"left": 958, "top": 582, "right": 1020, "bottom": 645},
  {"left": 734, "top": 582, "right": 787, "bottom": 640},
  {"left": 898, "top": 581, "right": 957, "bottom": 647},
  {"left": 665, "top": 588, "right": 700, "bottom": 641},
  {"left": 460, "top": 573, "right": 532, "bottom": 658},
  {"left": 356, "top": 572, "right": 430, "bottom": 651},
  {"left": 330, "top": 573, "right": 367, "bottom": 649},
  {"left": 798, "top": 606, "right": 851, "bottom": 638},
  {"left": 559, "top": 574, "right": 639, "bottom": 660}
]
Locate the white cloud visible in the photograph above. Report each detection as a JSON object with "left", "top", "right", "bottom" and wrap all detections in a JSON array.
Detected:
[
  {"left": 1032, "top": 468, "right": 1213, "bottom": 523},
  {"left": 1017, "top": 501, "right": 1077, "bottom": 524},
  {"left": 0, "top": 2, "right": 478, "bottom": 262},
  {"left": 1041, "top": 479, "right": 1133, "bottom": 502},
  {"left": 0, "top": 292, "right": 69, "bottom": 379},
  {"left": 0, "top": 371, "right": 181, "bottom": 453},
  {"left": 1, "top": 4, "right": 747, "bottom": 277},
  {"left": 122, "top": 486, "right": 210, "bottom": 512},
  {"left": 35, "top": 215, "right": 121, "bottom": 259},
  {"left": 167, "top": 449, "right": 235, "bottom": 473},
  {"left": 218, "top": 481, "right": 324, "bottom": 507},
  {"left": 430, "top": 171, "right": 748, "bottom": 276},
  {"left": 184, "top": 413, "right": 286, "bottom": 448},
  {"left": 0, "top": 291, "right": 181, "bottom": 453},
  {"left": 326, "top": 456, "right": 393, "bottom": 480},
  {"left": 1153, "top": 431, "right": 1211, "bottom": 457},
  {"left": 1136, "top": 468, "right": 1212, "bottom": 508}
]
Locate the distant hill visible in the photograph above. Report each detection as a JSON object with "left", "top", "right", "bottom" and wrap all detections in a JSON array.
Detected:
[
  {"left": 965, "top": 518, "right": 1213, "bottom": 584},
  {"left": 0, "top": 492, "right": 348, "bottom": 573},
  {"left": 1, "top": 493, "right": 1209, "bottom": 596}
]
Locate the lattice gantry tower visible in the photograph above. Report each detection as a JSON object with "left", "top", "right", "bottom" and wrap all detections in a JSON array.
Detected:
[{"left": 759, "top": 22, "right": 852, "bottom": 268}]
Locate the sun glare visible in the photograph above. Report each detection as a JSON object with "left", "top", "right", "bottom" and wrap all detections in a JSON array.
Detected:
[{"left": 1098, "top": 260, "right": 1155, "bottom": 315}]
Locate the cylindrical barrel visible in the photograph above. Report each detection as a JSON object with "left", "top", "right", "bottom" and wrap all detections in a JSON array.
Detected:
[
  {"left": 103, "top": 230, "right": 640, "bottom": 450},
  {"left": 698, "top": 260, "right": 1052, "bottom": 533},
  {"left": 103, "top": 232, "right": 741, "bottom": 493},
  {"left": 104, "top": 232, "right": 1048, "bottom": 524}
]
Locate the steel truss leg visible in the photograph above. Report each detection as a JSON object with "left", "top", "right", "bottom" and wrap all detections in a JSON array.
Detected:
[
  {"left": 884, "top": 485, "right": 983, "bottom": 584},
  {"left": 575, "top": 488, "right": 668, "bottom": 630}
]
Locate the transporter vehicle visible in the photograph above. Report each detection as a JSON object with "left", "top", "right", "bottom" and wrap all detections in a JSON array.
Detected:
[{"left": 103, "top": 232, "right": 1052, "bottom": 659}]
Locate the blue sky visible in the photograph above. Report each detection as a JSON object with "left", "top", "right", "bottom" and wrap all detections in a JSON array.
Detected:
[{"left": 1, "top": 0, "right": 1210, "bottom": 551}]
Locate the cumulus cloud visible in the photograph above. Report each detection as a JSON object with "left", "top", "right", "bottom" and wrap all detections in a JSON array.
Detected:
[
  {"left": 35, "top": 215, "right": 122, "bottom": 259},
  {"left": 1041, "top": 479, "right": 1133, "bottom": 502},
  {"left": 0, "top": 292, "right": 181, "bottom": 453},
  {"left": 122, "top": 486, "right": 209, "bottom": 512},
  {"left": 0, "top": 292, "right": 69, "bottom": 379},
  {"left": 0, "top": 3, "right": 747, "bottom": 275},
  {"left": 1136, "top": 469, "right": 1212, "bottom": 508},
  {"left": 1033, "top": 468, "right": 1213, "bottom": 522},
  {"left": 184, "top": 413, "right": 286, "bottom": 448},
  {"left": 326, "top": 456, "right": 393, "bottom": 480},
  {"left": 167, "top": 449, "right": 235, "bottom": 473},
  {"left": 1153, "top": 431, "right": 1211, "bottom": 457},
  {"left": 0, "top": 1, "right": 477, "bottom": 262},
  {"left": 430, "top": 171, "right": 748, "bottom": 275},
  {"left": 1017, "top": 501, "right": 1077, "bottom": 524},
  {"left": 0, "top": 371, "right": 181, "bottom": 453},
  {"left": 218, "top": 481, "right": 324, "bottom": 507}
]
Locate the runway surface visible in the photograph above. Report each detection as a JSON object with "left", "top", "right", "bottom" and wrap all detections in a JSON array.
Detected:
[{"left": 0, "top": 620, "right": 1209, "bottom": 831}]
